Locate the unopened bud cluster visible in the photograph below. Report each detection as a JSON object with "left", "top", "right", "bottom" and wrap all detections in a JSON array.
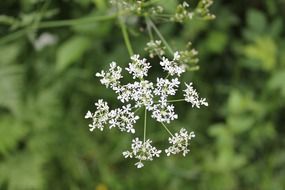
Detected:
[{"left": 110, "top": 0, "right": 215, "bottom": 23}]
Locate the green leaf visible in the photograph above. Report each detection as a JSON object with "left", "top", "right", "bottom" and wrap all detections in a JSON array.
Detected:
[
  {"left": 0, "top": 64, "right": 23, "bottom": 115},
  {"left": 0, "top": 152, "right": 44, "bottom": 190},
  {"left": 0, "top": 43, "right": 21, "bottom": 65},
  {"left": 56, "top": 36, "right": 92, "bottom": 72},
  {"left": 268, "top": 70, "right": 285, "bottom": 96},
  {"left": 243, "top": 36, "right": 277, "bottom": 71},
  {"left": 247, "top": 9, "right": 267, "bottom": 34},
  {"left": 205, "top": 31, "right": 228, "bottom": 53},
  {"left": 0, "top": 116, "right": 28, "bottom": 156}
]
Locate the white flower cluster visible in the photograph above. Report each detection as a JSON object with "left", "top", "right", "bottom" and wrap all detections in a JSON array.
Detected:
[
  {"left": 184, "top": 82, "right": 209, "bottom": 108},
  {"left": 86, "top": 52, "right": 208, "bottom": 168},
  {"left": 85, "top": 99, "right": 109, "bottom": 131},
  {"left": 109, "top": 104, "right": 139, "bottom": 133},
  {"left": 160, "top": 52, "right": 186, "bottom": 76},
  {"left": 123, "top": 138, "right": 161, "bottom": 168},
  {"left": 95, "top": 62, "right": 122, "bottom": 90},
  {"left": 126, "top": 54, "right": 151, "bottom": 79},
  {"left": 165, "top": 128, "right": 195, "bottom": 156},
  {"left": 85, "top": 100, "right": 139, "bottom": 133}
]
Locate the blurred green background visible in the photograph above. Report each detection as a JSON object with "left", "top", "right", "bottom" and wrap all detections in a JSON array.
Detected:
[{"left": 1, "top": 0, "right": 285, "bottom": 189}]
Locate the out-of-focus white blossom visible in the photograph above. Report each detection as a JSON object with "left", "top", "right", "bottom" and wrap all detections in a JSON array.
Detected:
[
  {"left": 171, "top": 0, "right": 215, "bottom": 22},
  {"left": 123, "top": 138, "right": 161, "bottom": 168},
  {"left": 145, "top": 40, "right": 165, "bottom": 58},
  {"left": 33, "top": 33, "right": 57, "bottom": 51},
  {"left": 165, "top": 128, "right": 195, "bottom": 156}
]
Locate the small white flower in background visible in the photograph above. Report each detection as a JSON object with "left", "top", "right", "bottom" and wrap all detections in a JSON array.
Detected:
[
  {"left": 145, "top": 40, "right": 166, "bottom": 58},
  {"left": 182, "top": 1, "right": 189, "bottom": 7},
  {"left": 171, "top": 1, "right": 195, "bottom": 23},
  {"left": 33, "top": 33, "right": 57, "bottom": 51},
  {"left": 85, "top": 50, "right": 208, "bottom": 167},
  {"left": 123, "top": 138, "right": 161, "bottom": 168},
  {"left": 165, "top": 128, "right": 195, "bottom": 156},
  {"left": 183, "top": 82, "right": 208, "bottom": 108}
]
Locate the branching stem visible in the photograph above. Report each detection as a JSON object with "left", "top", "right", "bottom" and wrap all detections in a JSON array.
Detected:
[
  {"left": 161, "top": 122, "right": 174, "bottom": 137},
  {"left": 118, "top": 6, "right": 134, "bottom": 56},
  {"left": 148, "top": 18, "right": 174, "bottom": 54}
]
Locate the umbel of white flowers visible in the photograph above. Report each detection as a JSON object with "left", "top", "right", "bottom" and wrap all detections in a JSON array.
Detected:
[{"left": 85, "top": 49, "right": 208, "bottom": 168}]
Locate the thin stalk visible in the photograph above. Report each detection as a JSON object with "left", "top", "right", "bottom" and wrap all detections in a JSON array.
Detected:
[
  {"left": 118, "top": 19, "right": 133, "bottom": 56},
  {"left": 118, "top": 5, "right": 134, "bottom": 56},
  {"left": 161, "top": 122, "right": 174, "bottom": 137},
  {"left": 32, "top": 0, "right": 51, "bottom": 30},
  {"left": 134, "top": 107, "right": 141, "bottom": 114},
  {"left": 143, "top": 108, "right": 147, "bottom": 142},
  {"left": 148, "top": 18, "right": 173, "bottom": 54},
  {"left": 38, "top": 14, "right": 118, "bottom": 29},
  {"left": 154, "top": 99, "right": 185, "bottom": 104},
  {"left": 0, "top": 13, "right": 121, "bottom": 45},
  {"left": 145, "top": 17, "right": 154, "bottom": 41},
  {"left": 167, "top": 99, "right": 185, "bottom": 103}
]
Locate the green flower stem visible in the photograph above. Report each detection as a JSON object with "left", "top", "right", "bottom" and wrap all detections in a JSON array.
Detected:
[
  {"left": 0, "top": 12, "right": 123, "bottom": 45},
  {"left": 161, "top": 122, "right": 174, "bottom": 137},
  {"left": 145, "top": 17, "right": 154, "bottom": 41},
  {"left": 148, "top": 18, "right": 174, "bottom": 54},
  {"left": 118, "top": 6, "right": 134, "bottom": 56},
  {"left": 167, "top": 99, "right": 185, "bottom": 103},
  {"left": 134, "top": 107, "right": 141, "bottom": 114},
  {"left": 38, "top": 14, "right": 118, "bottom": 29},
  {"left": 154, "top": 99, "right": 185, "bottom": 104},
  {"left": 143, "top": 108, "right": 147, "bottom": 142}
]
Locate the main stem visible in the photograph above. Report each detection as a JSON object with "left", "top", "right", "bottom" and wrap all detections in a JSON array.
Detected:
[
  {"left": 38, "top": 14, "right": 118, "bottom": 29},
  {"left": 143, "top": 108, "right": 147, "bottom": 142},
  {"left": 0, "top": 13, "right": 120, "bottom": 45},
  {"left": 153, "top": 99, "right": 185, "bottom": 104},
  {"left": 167, "top": 99, "right": 185, "bottom": 103},
  {"left": 148, "top": 18, "right": 174, "bottom": 54},
  {"left": 145, "top": 17, "right": 154, "bottom": 41},
  {"left": 118, "top": 7, "right": 134, "bottom": 56}
]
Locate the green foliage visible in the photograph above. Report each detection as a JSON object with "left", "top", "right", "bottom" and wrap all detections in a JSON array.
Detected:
[
  {"left": 56, "top": 36, "right": 92, "bottom": 72},
  {"left": 0, "top": 0, "right": 285, "bottom": 190}
]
